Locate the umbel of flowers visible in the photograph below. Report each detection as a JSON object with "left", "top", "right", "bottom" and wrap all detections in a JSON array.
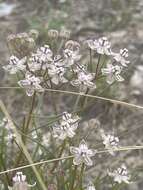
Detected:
[
  {"left": 3, "top": 31, "right": 130, "bottom": 97},
  {"left": 2, "top": 29, "right": 132, "bottom": 190}
]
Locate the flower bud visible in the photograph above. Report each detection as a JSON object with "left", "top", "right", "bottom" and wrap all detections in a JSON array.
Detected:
[
  {"left": 29, "top": 29, "right": 39, "bottom": 40},
  {"left": 48, "top": 29, "right": 59, "bottom": 39},
  {"left": 59, "top": 28, "right": 70, "bottom": 39},
  {"left": 7, "top": 32, "right": 36, "bottom": 57},
  {"left": 65, "top": 40, "right": 80, "bottom": 51}
]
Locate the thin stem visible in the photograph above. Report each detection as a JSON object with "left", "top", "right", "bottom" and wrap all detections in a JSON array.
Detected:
[
  {"left": 50, "top": 139, "right": 66, "bottom": 173},
  {"left": 73, "top": 85, "right": 82, "bottom": 111},
  {"left": 95, "top": 54, "right": 102, "bottom": 79},
  {"left": 14, "top": 92, "right": 36, "bottom": 168},
  {"left": 89, "top": 49, "right": 93, "bottom": 72},
  {"left": 1, "top": 87, "right": 143, "bottom": 110},
  {"left": 70, "top": 165, "right": 77, "bottom": 190},
  {"left": 24, "top": 91, "right": 36, "bottom": 134},
  {"left": 79, "top": 163, "right": 85, "bottom": 189},
  {"left": 0, "top": 100, "right": 47, "bottom": 190},
  {"left": 1, "top": 145, "right": 143, "bottom": 176}
]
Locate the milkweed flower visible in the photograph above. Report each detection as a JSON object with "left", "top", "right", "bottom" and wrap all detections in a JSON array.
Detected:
[
  {"left": 18, "top": 72, "right": 44, "bottom": 96},
  {"left": 42, "top": 132, "right": 51, "bottom": 147},
  {"left": 12, "top": 172, "right": 36, "bottom": 189},
  {"left": 13, "top": 172, "right": 26, "bottom": 183},
  {"left": 100, "top": 129, "right": 119, "bottom": 155},
  {"left": 86, "top": 182, "right": 96, "bottom": 190},
  {"left": 71, "top": 72, "right": 96, "bottom": 89},
  {"left": 48, "top": 64, "right": 68, "bottom": 85},
  {"left": 28, "top": 53, "right": 43, "bottom": 72},
  {"left": 87, "top": 37, "right": 112, "bottom": 55},
  {"left": 108, "top": 164, "right": 131, "bottom": 184},
  {"left": 101, "top": 64, "right": 124, "bottom": 84},
  {"left": 70, "top": 139, "right": 96, "bottom": 166},
  {"left": 28, "top": 45, "right": 53, "bottom": 71},
  {"left": 3, "top": 55, "right": 26, "bottom": 74},
  {"left": 63, "top": 49, "right": 81, "bottom": 66},
  {"left": 53, "top": 112, "right": 80, "bottom": 140},
  {"left": 112, "top": 48, "right": 130, "bottom": 67},
  {"left": 36, "top": 45, "right": 53, "bottom": 63}
]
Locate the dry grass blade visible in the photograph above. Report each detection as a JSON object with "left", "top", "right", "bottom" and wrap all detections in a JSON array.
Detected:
[
  {"left": 0, "top": 86, "right": 143, "bottom": 110},
  {"left": 0, "top": 100, "right": 47, "bottom": 190},
  {"left": 0, "top": 145, "right": 143, "bottom": 176}
]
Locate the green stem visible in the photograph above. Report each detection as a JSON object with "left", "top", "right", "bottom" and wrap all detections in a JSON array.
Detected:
[
  {"left": 50, "top": 139, "right": 66, "bottom": 173},
  {"left": 70, "top": 165, "right": 77, "bottom": 190},
  {"left": 14, "top": 92, "right": 36, "bottom": 168},
  {"left": 73, "top": 85, "right": 82, "bottom": 111},
  {"left": 95, "top": 54, "right": 102, "bottom": 79},
  {"left": 24, "top": 91, "right": 36, "bottom": 134},
  {"left": 79, "top": 163, "right": 85, "bottom": 190},
  {"left": 89, "top": 49, "right": 93, "bottom": 72}
]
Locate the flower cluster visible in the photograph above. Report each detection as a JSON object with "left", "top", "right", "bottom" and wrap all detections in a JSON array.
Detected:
[
  {"left": 3, "top": 35, "right": 129, "bottom": 97},
  {"left": 2, "top": 31, "right": 133, "bottom": 190},
  {"left": 87, "top": 37, "right": 130, "bottom": 84}
]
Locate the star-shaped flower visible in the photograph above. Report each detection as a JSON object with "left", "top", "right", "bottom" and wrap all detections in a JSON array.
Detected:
[
  {"left": 108, "top": 164, "right": 131, "bottom": 184},
  {"left": 100, "top": 129, "right": 119, "bottom": 155},
  {"left": 48, "top": 64, "right": 68, "bottom": 85},
  {"left": 63, "top": 49, "right": 81, "bottom": 66},
  {"left": 28, "top": 45, "right": 53, "bottom": 72},
  {"left": 112, "top": 48, "right": 130, "bottom": 67},
  {"left": 37, "top": 44, "right": 53, "bottom": 63},
  {"left": 3, "top": 55, "right": 26, "bottom": 74},
  {"left": 12, "top": 172, "right": 36, "bottom": 188},
  {"left": 102, "top": 64, "right": 124, "bottom": 84},
  {"left": 71, "top": 72, "right": 96, "bottom": 89},
  {"left": 70, "top": 140, "right": 96, "bottom": 166},
  {"left": 87, "top": 37, "right": 112, "bottom": 55},
  {"left": 53, "top": 112, "right": 80, "bottom": 140},
  {"left": 18, "top": 72, "right": 44, "bottom": 96}
]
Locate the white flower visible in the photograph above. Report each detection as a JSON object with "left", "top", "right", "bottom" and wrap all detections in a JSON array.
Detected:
[
  {"left": 71, "top": 72, "right": 96, "bottom": 89},
  {"left": 0, "top": 118, "right": 13, "bottom": 130},
  {"left": 48, "top": 64, "right": 68, "bottom": 85},
  {"left": 70, "top": 139, "right": 96, "bottom": 166},
  {"left": 53, "top": 112, "right": 80, "bottom": 140},
  {"left": 42, "top": 132, "right": 51, "bottom": 146},
  {"left": 18, "top": 72, "right": 44, "bottom": 96},
  {"left": 31, "top": 131, "right": 38, "bottom": 139},
  {"left": 61, "top": 112, "right": 80, "bottom": 128},
  {"left": 86, "top": 182, "right": 96, "bottom": 190},
  {"left": 13, "top": 172, "right": 36, "bottom": 188},
  {"left": 102, "top": 64, "right": 124, "bottom": 84},
  {"left": 3, "top": 55, "right": 26, "bottom": 74},
  {"left": 5, "top": 133, "right": 16, "bottom": 144},
  {"left": 28, "top": 53, "right": 43, "bottom": 72},
  {"left": 28, "top": 45, "right": 53, "bottom": 71},
  {"left": 100, "top": 129, "right": 119, "bottom": 155},
  {"left": 37, "top": 45, "right": 53, "bottom": 63},
  {"left": 87, "top": 37, "right": 111, "bottom": 55},
  {"left": 112, "top": 48, "right": 130, "bottom": 67},
  {"left": 63, "top": 49, "right": 81, "bottom": 66},
  {"left": 13, "top": 172, "right": 26, "bottom": 183},
  {"left": 108, "top": 164, "right": 131, "bottom": 184},
  {"left": 73, "top": 64, "right": 87, "bottom": 74}
]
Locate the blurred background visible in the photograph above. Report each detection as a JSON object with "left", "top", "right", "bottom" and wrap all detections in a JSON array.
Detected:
[{"left": 1, "top": 0, "right": 143, "bottom": 189}]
